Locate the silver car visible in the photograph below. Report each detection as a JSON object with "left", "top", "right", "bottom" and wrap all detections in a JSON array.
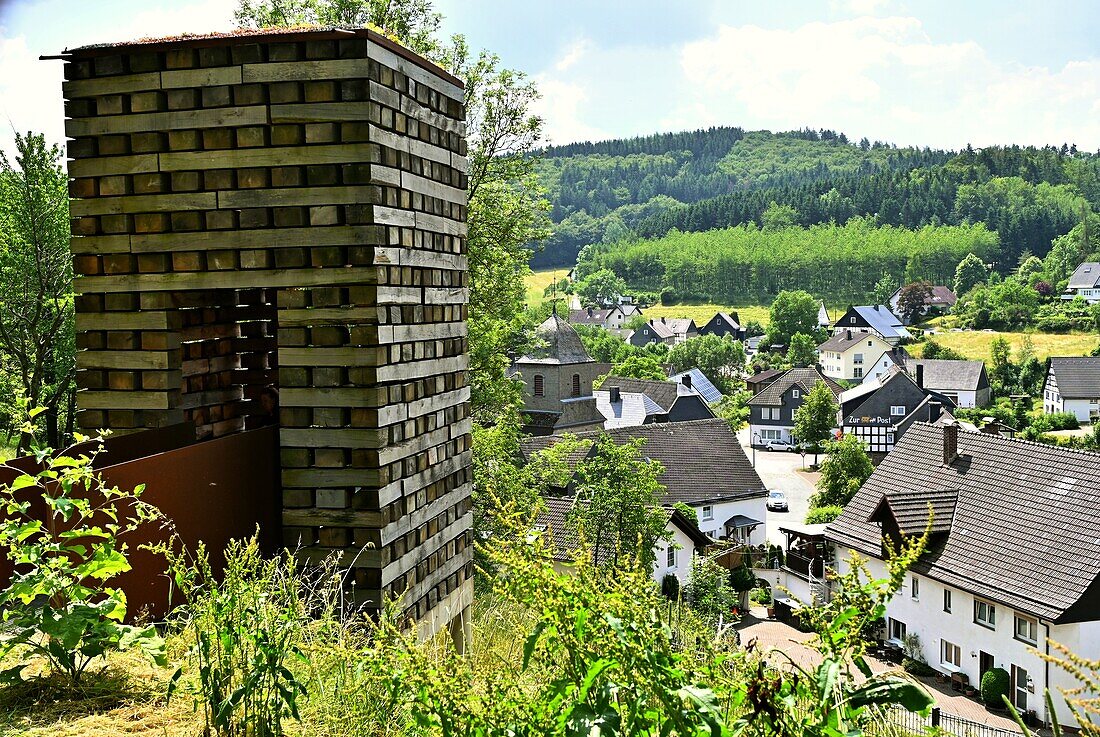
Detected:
[{"left": 766, "top": 490, "right": 789, "bottom": 512}]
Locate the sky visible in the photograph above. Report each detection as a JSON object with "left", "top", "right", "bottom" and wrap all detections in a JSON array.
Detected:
[{"left": 0, "top": 0, "right": 1098, "bottom": 158}]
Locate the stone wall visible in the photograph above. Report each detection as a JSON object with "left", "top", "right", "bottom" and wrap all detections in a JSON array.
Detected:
[{"left": 63, "top": 28, "right": 473, "bottom": 630}]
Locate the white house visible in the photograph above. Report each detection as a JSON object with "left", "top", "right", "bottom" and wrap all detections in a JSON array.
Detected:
[
  {"left": 569, "top": 303, "right": 643, "bottom": 331},
  {"left": 827, "top": 423, "right": 1100, "bottom": 728},
  {"left": 817, "top": 330, "right": 893, "bottom": 382},
  {"left": 1062, "top": 262, "right": 1100, "bottom": 303},
  {"left": 521, "top": 418, "right": 769, "bottom": 546},
  {"left": 864, "top": 354, "right": 991, "bottom": 409},
  {"left": 832, "top": 305, "right": 912, "bottom": 346},
  {"left": 1043, "top": 357, "right": 1100, "bottom": 422}
]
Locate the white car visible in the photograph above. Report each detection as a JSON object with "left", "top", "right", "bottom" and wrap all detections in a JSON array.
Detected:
[
  {"left": 766, "top": 491, "right": 789, "bottom": 512},
  {"left": 763, "top": 439, "right": 795, "bottom": 452}
]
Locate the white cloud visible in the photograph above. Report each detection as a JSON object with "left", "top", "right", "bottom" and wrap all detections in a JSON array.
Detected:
[
  {"left": 554, "top": 38, "right": 591, "bottom": 72},
  {"left": 531, "top": 76, "right": 609, "bottom": 146},
  {"left": 0, "top": 34, "right": 65, "bottom": 158},
  {"left": 830, "top": 0, "right": 891, "bottom": 16}
]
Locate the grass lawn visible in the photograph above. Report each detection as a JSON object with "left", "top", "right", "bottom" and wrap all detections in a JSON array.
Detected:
[
  {"left": 915, "top": 330, "right": 1098, "bottom": 363},
  {"left": 642, "top": 303, "right": 771, "bottom": 327},
  {"left": 525, "top": 268, "right": 569, "bottom": 308}
]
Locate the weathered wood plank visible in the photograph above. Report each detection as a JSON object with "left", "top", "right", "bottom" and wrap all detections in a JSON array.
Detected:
[
  {"left": 278, "top": 346, "right": 383, "bottom": 367},
  {"left": 68, "top": 154, "right": 159, "bottom": 178},
  {"left": 280, "top": 387, "right": 386, "bottom": 408},
  {"left": 158, "top": 143, "right": 375, "bottom": 171},
  {"left": 160, "top": 66, "right": 242, "bottom": 89},
  {"left": 277, "top": 307, "right": 378, "bottom": 327},
  {"left": 76, "top": 391, "right": 170, "bottom": 410},
  {"left": 75, "top": 311, "right": 174, "bottom": 331},
  {"left": 75, "top": 266, "right": 379, "bottom": 293},
  {"left": 65, "top": 106, "right": 268, "bottom": 137},
  {"left": 217, "top": 186, "right": 382, "bottom": 209},
  {"left": 70, "top": 192, "right": 217, "bottom": 217},
  {"left": 279, "top": 427, "right": 385, "bottom": 448},
  {"left": 70, "top": 235, "right": 131, "bottom": 255},
  {"left": 270, "top": 102, "right": 373, "bottom": 123},
  {"left": 367, "top": 40, "right": 464, "bottom": 101},
  {"left": 241, "top": 58, "right": 370, "bottom": 83},
  {"left": 62, "top": 72, "right": 162, "bottom": 98},
  {"left": 129, "top": 225, "right": 382, "bottom": 253},
  {"left": 76, "top": 351, "right": 173, "bottom": 370}
]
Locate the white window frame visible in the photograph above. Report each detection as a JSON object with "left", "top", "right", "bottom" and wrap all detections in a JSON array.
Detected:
[
  {"left": 666, "top": 546, "right": 676, "bottom": 569},
  {"left": 974, "top": 597, "right": 997, "bottom": 629},
  {"left": 891, "top": 405, "right": 906, "bottom": 416},
  {"left": 791, "top": 389, "right": 800, "bottom": 399},
  {"left": 888, "top": 617, "right": 906, "bottom": 642},
  {"left": 853, "top": 367, "right": 863, "bottom": 378},
  {"left": 1014, "top": 613, "right": 1037, "bottom": 645},
  {"left": 701, "top": 505, "right": 714, "bottom": 521},
  {"left": 942, "top": 640, "right": 961, "bottom": 668},
  {"left": 943, "top": 588, "right": 952, "bottom": 613},
  {"left": 910, "top": 576, "right": 919, "bottom": 600}
]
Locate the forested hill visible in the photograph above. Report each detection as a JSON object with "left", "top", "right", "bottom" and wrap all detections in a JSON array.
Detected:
[
  {"left": 530, "top": 126, "right": 953, "bottom": 267},
  {"left": 530, "top": 126, "right": 1100, "bottom": 272}
]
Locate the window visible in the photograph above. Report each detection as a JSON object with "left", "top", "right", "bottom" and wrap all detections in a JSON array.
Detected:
[
  {"left": 792, "top": 389, "right": 800, "bottom": 398},
  {"left": 666, "top": 546, "right": 676, "bottom": 568},
  {"left": 702, "top": 505, "right": 714, "bottom": 521},
  {"left": 1012, "top": 665, "right": 1030, "bottom": 711},
  {"left": 761, "top": 429, "right": 781, "bottom": 440},
  {"left": 533, "top": 374, "right": 544, "bottom": 397},
  {"left": 974, "top": 598, "right": 996, "bottom": 629},
  {"left": 1014, "top": 613, "right": 1037, "bottom": 644},
  {"left": 853, "top": 353, "right": 864, "bottom": 364},
  {"left": 910, "top": 576, "right": 919, "bottom": 600},
  {"left": 886, "top": 432, "right": 895, "bottom": 445},
  {"left": 888, "top": 618, "right": 907, "bottom": 642},
  {"left": 942, "top": 640, "right": 961, "bottom": 667},
  {"left": 867, "top": 340, "right": 873, "bottom": 346},
  {"left": 891, "top": 405, "right": 906, "bottom": 416},
  {"left": 854, "top": 367, "right": 864, "bottom": 378},
  {"left": 850, "top": 316, "right": 857, "bottom": 324},
  {"left": 571, "top": 373, "right": 581, "bottom": 397},
  {"left": 943, "top": 588, "right": 952, "bottom": 613}
]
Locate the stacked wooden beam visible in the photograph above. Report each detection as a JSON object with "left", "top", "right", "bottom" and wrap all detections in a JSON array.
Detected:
[{"left": 63, "top": 28, "right": 472, "bottom": 632}]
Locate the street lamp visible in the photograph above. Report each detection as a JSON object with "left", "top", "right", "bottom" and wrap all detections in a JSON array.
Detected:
[{"left": 752, "top": 432, "right": 761, "bottom": 467}]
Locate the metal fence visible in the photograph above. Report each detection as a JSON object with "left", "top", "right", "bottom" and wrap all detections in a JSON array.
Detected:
[{"left": 870, "top": 705, "right": 1026, "bottom": 737}]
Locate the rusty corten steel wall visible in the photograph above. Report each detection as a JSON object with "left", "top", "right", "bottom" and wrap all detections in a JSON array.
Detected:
[
  {"left": 61, "top": 28, "right": 473, "bottom": 633},
  {"left": 0, "top": 425, "right": 279, "bottom": 621}
]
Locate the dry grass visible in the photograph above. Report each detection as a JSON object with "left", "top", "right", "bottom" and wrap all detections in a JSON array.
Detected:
[
  {"left": 915, "top": 330, "right": 1098, "bottom": 362},
  {"left": 641, "top": 303, "right": 772, "bottom": 327},
  {"left": 0, "top": 648, "right": 197, "bottom": 737}
]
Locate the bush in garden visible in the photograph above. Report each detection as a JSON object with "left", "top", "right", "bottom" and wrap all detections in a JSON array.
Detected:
[
  {"left": 805, "top": 505, "right": 844, "bottom": 524},
  {"left": 684, "top": 557, "right": 739, "bottom": 623},
  {"left": 0, "top": 416, "right": 166, "bottom": 685},
  {"left": 981, "top": 667, "right": 1011, "bottom": 707},
  {"left": 165, "top": 536, "right": 311, "bottom": 737}
]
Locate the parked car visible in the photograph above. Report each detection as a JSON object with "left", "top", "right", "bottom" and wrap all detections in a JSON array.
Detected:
[
  {"left": 764, "top": 439, "right": 795, "bottom": 452},
  {"left": 766, "top": 490, "right": 789, "bottom": 512}
]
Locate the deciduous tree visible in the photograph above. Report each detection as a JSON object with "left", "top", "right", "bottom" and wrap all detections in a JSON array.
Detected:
[
  {"left": 953, "top": 253, "right": 989, "bottom": 296},
  {"left": 895, "top": 281, "right": 933, "bottom": 324},
  {"left": 812, "top": 433, "right": 873, "bottom": 508},
  {"left": 794, "top": 381, "right": 838, "bottom": 464},
  {"left": 766, "top": 290, "right": 822, "bottom": 347},
  {"left": 786, "top": 332, "right": 818, "bottom": 368},
  {"left": 667, "top": 334, "right": 745, "bottom": 392}
]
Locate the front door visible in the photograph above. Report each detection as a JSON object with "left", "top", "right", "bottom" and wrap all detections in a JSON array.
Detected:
[
  {"left": 1012, "top": 665, "right": 1029, "bottom": 711},
  {"left": 979, "top": 651, "right": 994, "bottom": 679}
]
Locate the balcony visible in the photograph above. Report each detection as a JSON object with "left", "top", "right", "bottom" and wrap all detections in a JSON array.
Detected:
[{"left": 784, "top": 551, "right": 825, "bottom": 578}]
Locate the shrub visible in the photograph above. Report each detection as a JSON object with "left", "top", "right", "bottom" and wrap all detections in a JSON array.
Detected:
[
  {"left": 0, "top": 421, "right": 166, "bottom": 684},
  {"left": 805, "top": 505, "right": 844, "bottom": 524},
  {"left": 660, "top": 573, "right": 680, "bottom": 600},
  {"left": 981, "top": 666, "right": 1011, "bottom": 707},
  {"left": 1032, "top": 411, "right": 1080, "bottom": 432},
  {"left": 903, "top": 657, "right": 936, "bottom": 678},
  {"left": 684, "top": 556, "right": 738, "bottom": 622},
  {"left": 166, "top": 536, "right": 311, "bottom": 737},
  {"left": 750, "top": 587, "right": 772, "bottom": 605},
  {"left": 660, "top": 287, "right": 679, "bottom": 305}
]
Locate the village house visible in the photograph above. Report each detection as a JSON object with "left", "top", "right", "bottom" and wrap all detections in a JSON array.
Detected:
[
  {"left": 818, "top": 301, "right": 832, "bottom": 329},
  {"left": 837, "top": 366, "right": 955, "bottom": 455},
  {"left": 594, "top": 376, "right": 715, "bottom": 429},
  {"left": 817, "top": 330, "right": 894, "bottom": 382},
  {"left": 534, "top": 496, "right": 712, "bottom": 586},
  {"left": 521, "top": 419, "right": 769, "bottom": 545},
  {"left": 1062, "top": 262, "right": 1100, "bottom": 303},
  {"left": 668, "top": 368, "right": 724, "bottom": 403},
  {"left": 832, "top": 305, "right": 912, "bottom": 346},
  {"left": 888, "top": 285, "right": 958, "bottom": 325},
  {"left": 862, "top": 354, "right": 990, "bottom": 409},
  {"left": 745, "top": 368, "right": 784, "bottom": 396},
  {"left": 698, "top": 311, "right": 745, "bottom": 341},
  {"left": 827, "top": 423, "right": 1100, "bottom": 727},
  {"left": 511, "top": 315, "right": 609, "bottom": 435},
  {"left": 1043, "top": 356, "right": 1100, "bottom": 422},
  {"left": 747, "top": 367, "right": 843, "bottom": 446},
  {"left": 568, "top": 303, "right": 643, "bottom": 331},
  {"left": 630, "top": 317, "right": 698, "bottom": 346}
]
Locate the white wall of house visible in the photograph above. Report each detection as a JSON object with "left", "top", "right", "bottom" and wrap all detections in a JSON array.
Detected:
[
  {"left": 689, "top": 497, "right": 768, "bottom": 546},
  {"left": 654, "top": 524, "right": 700, "bottom": 585},
  {"left": 1044, "top": 374, "right": 1098, "bottom": 421},
  {"left": 819, "top": 336, "right": 891, "bottom": 382},
  {"left": 833, "top": 549, "right": 1093, "bottom": 726},
  {"left": 750, "top": 422, "right": 794, "bottom": 444}
]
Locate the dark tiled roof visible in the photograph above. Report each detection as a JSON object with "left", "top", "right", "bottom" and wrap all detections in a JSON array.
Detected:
[
  {"left": 1048, "top": 357, "right": 1100, "bottom": 399},
  {"left": 1068, "top": 262, "right": 1100, "bottom": 290},
  {"left": 868, "top": 489, "right": 958, "bottom": 535},
  {"left": 569, "top": 308, "right": 613, "bottom": 325},
  {"left": 749, "top": 367, "right": 843, "bottom": 406},
  {"left": 818, "top": 330, "right": 887, "bottom": 352},
  {"left": 521, "top": 315, "right": 593, "bottom": 365},
  {"left": 827, "top": 423, "right": 1100, "bottom": 622},
  {"left": 534, "top": 496, "right": 709, "bottom": 564},
  {"left": 555, "top": 397, "right": 605, "bottom": 430},
  {"left": 746, "top": 368, "right": 783, "bottom": 386},
  {"left": 520, "top": 418, "right": 767, "bottom": 505},
  {"left": 929, "top": 286, "right": 958, "bottom": 306},
  {"left": 600, "top": 377, "right": 681, "bottom": 411},
  {"left": 900, "top": 357, "right": 986, "bottom": 392}
]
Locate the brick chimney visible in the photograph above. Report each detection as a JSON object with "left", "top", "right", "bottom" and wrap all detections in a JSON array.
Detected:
[
  {"left": 915, "top": 363, "right": 924, "bottom": 389},
  {"left": 942, "top": 422, "right": 959, "bottom": 465}
]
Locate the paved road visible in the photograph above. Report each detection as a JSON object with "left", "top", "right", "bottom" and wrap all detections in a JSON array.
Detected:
[{"left": 737, "top": 428, "right": 818, "bottom": 544}]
